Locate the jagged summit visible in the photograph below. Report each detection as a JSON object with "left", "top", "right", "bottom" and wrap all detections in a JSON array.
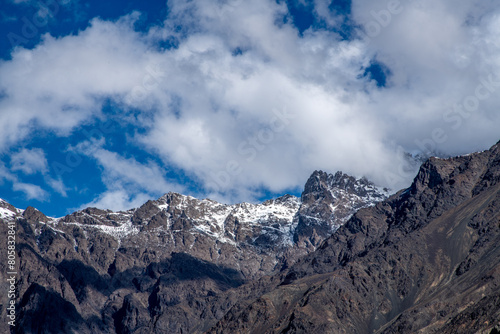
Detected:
[
  {"left": 303, "top": 170, "right": 388, "bottom": 198},
  {"left": 293, "top": 170, "right": 392, "bottom": 248},
  {"left": 303, "top": 170, "right": 390, "bottom": 204}
]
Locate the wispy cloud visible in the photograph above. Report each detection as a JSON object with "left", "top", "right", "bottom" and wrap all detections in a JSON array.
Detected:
[
  {"left": 73, "top": 138, "right": 185, "bottom": 210},
  {"left": 12, "top": 182, "right": 48, "bottom": 201},
  {"left": 0, "top": 160, "right": 45, "bottom": 200},
  {"left": 10, "top": 148, "right": 48, "bottom": 175},
  {"left": 45, "top": 176, "right": 68, "bottom": 197},
  {"left": 5, "top": 148, "right": 69, "bottom": 198},
  {"left": 78, "top": 188, "right": 153, "bottom": 213}
]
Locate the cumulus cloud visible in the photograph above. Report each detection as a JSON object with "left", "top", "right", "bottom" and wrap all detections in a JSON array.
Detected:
[
  {"left": 0, "top": 12, "right": 149, "bottom": 149},
  {"left": 348, "top": 0, "right": 500, "bottom": 151},
  {"left": 1, "top": 0, "right": 500, "bottom": 210}
]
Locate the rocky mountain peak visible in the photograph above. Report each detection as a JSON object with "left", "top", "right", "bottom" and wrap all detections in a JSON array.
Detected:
[
  {"left": 304, "top": 170, "right": 362, "bottom": 192},
  {"left": 158, "top": 191, "right": 194, "bottom": 205},
  {"left": 302, "top": 170, "right": 388, "bottom": 202},
  {"left": 405, "top": 142, "right": 500, "bottom": 205},
  {"left": 302, "top": 170, "right": 329, "bottom": 194},
  {"left": 294, "top": 170, "right": 390, "bottom": 249},
  {"left": 22, "top": 206, "right": 49, "bottom": 223}
]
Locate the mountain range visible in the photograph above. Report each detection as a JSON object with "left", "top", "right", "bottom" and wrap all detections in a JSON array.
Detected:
[{"left": 1, "top": 141, "right": 500, "bottom": 333}]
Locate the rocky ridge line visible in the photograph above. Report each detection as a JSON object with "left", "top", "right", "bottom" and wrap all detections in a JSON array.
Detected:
[{"left": 0, "top": 170, "right": 389, "bottom": 334}]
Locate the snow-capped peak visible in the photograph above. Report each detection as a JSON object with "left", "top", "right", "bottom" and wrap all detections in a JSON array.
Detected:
[{"left": 0, "top": 199, "right": 22, "bottom": 221}]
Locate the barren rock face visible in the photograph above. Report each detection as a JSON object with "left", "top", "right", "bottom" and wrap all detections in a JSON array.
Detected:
[
  {"left": 210, "top": 141, "right": 500, "bottom": 334},
  {"left": 0, "top": 170, "right": 387, "bottom": 334}
]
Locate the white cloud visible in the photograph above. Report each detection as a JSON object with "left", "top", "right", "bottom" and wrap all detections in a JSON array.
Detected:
[
  {"left": 45, "top": 177, "right": 68, "bottom": 197},
  {"left": 1, "top": 0, "right": 500, "bottom": 209},
  {"left": 75, "top": 139, "right": 185, "bottom": 194},
  {"left": 10, "top": 148, "right": 48, "bottom": 174},
  {"left": 77, "top": 188, "right": 152, "bottom": 212},
  {"left": 73, "top": 139, "right": 186, "bottom": 210},
  {"left": 0, "top": 13, "right": 149, "bottom": 150},
  {"left": 133, "top": 0, "right": 411, "bottom": 196},
  {"left": 12, "top": 182, "right": 48, "bottom": 200},
  {"left": 8, "top": 148, "right": 69, "bottom": 197},
  {"left": 0, "top": 162, "right": 16, "bottom": 183},
  {"left": 1, "top": 152, "right": 50, "bottom": 201},
  {"left": 347, "top": 0, "right": 500, "bottom": 153}
]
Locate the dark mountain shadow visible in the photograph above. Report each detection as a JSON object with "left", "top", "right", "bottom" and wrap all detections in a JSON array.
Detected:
[
  {"left": 16, "top": 252, "right": 247, "bottom": 334},
  {"left": 53, "top": 252, "right": 245, "bottom": 304},
  {"left": 15, "top": 284, "right": 89, "bottom": 334},
  {"left": 57, "top": 259, "right": 112, "bottom": 303},
  {"left": 108, "top": 252, "right": 246, "bottom": 293},
  {"left": 147, "top": 252, "right": 245, "bottom": 289}
]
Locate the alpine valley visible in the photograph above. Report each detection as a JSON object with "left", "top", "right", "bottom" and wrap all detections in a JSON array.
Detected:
[{"left": 1, "top": 141, "right": 500, "bottom": 334}]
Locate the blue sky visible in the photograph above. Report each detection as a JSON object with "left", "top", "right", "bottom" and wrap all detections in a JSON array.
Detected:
[{"left": 0, "top": 0, "right": 499, "bottom": 217}]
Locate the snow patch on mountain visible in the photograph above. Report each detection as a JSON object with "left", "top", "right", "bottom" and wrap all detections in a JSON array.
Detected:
[
  {"left": 63, "top": 220, "right": 140, "bottom": 242},
  {"left": 1, "top": 171, "right": 390, "bottom": 252},
  {"left": 0, "top": 198, "right": 22, "bottom": 220}
]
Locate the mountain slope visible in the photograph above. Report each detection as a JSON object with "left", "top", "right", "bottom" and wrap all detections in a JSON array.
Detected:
[
  {"left": 208, "top": 141, "right": 500, "bottom": 333},
  {"left": 0, "top": 170, "right": 387, "bottom": 334}
]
